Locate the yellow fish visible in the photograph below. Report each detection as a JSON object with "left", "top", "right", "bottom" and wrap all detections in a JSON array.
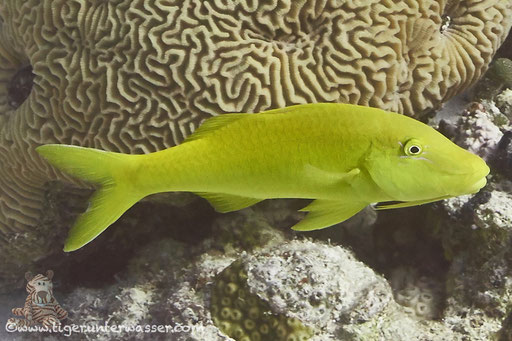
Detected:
[{"left": 36, "top": 103, "right": 489, "bottom": 251}]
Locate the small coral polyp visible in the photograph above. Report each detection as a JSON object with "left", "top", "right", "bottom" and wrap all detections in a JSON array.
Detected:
[{"left": 390, "top": 267, "right": 443, "bottom": 320}]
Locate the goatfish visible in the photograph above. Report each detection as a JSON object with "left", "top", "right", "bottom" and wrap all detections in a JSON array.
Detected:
[{"left": 36, "top": 103, "right": 490, "bottom": 252}]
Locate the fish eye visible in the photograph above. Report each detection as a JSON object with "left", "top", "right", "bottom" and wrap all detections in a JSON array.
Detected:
[
  {"left": 409, "top": 145, "right": 421, "bottom": 154},
  {"left": 404, "top": 139, "right": 423, "bottom": 156}
]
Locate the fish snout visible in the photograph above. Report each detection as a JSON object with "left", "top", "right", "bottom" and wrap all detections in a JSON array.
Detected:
[
  {"left": 468, "top": 176, "right": 487, "bottom": 194},
  {"left": 466, "top": 159, "right": 490, "bottom": 194}
]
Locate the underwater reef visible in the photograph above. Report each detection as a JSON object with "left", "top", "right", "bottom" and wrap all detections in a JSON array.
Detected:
[
  {"left": 1, "top": 1, "right": 512, "bottom": 341},
  {"left": 7, "top": 68, "right": 512, "bottom": 340},
  {"left": 0, "top": 0, "right": 511, "bottom": 289},
  {"left": 3, "top": 78, "right": 512, "bottom": 339}
]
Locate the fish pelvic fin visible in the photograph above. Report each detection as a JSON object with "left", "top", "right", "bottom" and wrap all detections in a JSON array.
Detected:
[
  {"left": 195, "top": 192, "right": 263, "bottom": 213},
  {"left": 36, "top": 144, "right": 145, "bottom": 252},
  {"left": 291, "top": 199, "right": 367, "bottom": 231},
  {"left": 374, "top": 196, "right": 451, "bottom": 210}
]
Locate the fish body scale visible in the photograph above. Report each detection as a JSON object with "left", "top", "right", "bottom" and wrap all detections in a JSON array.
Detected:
[{"left": 138, "top": 106, "right": 380, "bottom": 200}]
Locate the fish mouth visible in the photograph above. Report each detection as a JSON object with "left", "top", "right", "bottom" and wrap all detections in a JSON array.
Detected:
[
  {"left": 467, "top": 176, "right": 487, "bottom": 194},
  {"left": 464, "top": 159, "right": 489, "bottom": 194}
]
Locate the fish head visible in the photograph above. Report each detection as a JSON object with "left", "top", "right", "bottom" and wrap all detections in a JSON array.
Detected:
[{"left": 364, "top": 118, "right": 490, "bottom": 202}]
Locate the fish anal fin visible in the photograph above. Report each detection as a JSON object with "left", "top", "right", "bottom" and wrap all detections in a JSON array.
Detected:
[
  {"left": 292, "top": 199, "right": 367, "bottom": 231},
  {"left": 195, "top": 192, "right": 263, "bottom": 213},
  {"left": 183, "top": 114, "right": 247, "bottom": 143},
  {"left": 374, "top": 196, "right": 450, "bottom": 210}
]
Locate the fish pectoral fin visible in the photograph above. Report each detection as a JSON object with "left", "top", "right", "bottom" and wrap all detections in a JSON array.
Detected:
[
  {"left": 374, "top": 196, "right": 450, "bottom": 210},
  {"left": 304, "top": 165, "right": 361, "bottom": 185},
  {"left": 195, "top": 192, "right": 263, "bottom": 213},
  {"left": 291, "top": 199, "right": 367, "bottom": 231}
]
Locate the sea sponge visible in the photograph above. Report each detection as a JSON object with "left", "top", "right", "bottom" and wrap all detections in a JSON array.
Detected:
[{"left": 0, "top": 0, "right": 511, "bottom": 287}]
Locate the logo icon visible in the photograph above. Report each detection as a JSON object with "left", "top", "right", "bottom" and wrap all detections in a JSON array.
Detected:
[{"left": 7, "top": 270, "right": 67, "bottom": 329}]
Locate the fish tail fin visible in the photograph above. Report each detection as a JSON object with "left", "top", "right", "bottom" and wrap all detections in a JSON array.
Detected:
[{"left": 36, "top": 144, "right": 144, "bottom": 252}]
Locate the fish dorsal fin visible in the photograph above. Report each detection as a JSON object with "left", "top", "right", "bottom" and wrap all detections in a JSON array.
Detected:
[
  {"left": 291, "top": 199, "right": 367, "bottom": 231},
  {"left": 195, "top": 192, "right": 263, "bottom": 213},
  {"left": 183, "top": 114, "right": 248, "bottom": 143},
  {"left": 374, "top": 196, "right": 450, "bottom": 210}
]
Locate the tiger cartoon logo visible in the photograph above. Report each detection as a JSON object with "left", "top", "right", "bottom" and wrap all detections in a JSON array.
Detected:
[{"left": 8, "top": 270, "right": 68, "bottom": 328}]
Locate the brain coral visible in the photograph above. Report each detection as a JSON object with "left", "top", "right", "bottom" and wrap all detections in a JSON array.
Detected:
[{"left": 0, "top": 0, "right": 511, "bottom": 286}]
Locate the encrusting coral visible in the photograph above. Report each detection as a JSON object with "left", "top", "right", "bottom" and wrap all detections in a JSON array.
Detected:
[
  {"left": 389, "top": 267, "right": 443, "bottom": 320},
  {"left": 213, "top": 240, "right": 393, "bottom": 338},
  {"left": 211, "top": 260, "right": 314, "bottom": 341},
  {"left": 0, "top": 0, "right": 511, "bottom": 288}
]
